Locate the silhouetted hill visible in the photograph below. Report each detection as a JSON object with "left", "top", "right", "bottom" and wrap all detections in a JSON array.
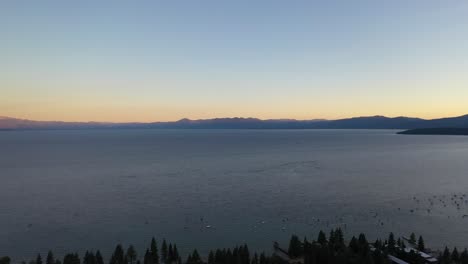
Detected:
[
  {"left": 0, "top": 116, "right": 122, "bottom": 130},
  {"left": 1, "top": 115, "right": 468, "bottom": 130},
  {"left": 310, "top": 116, "right": 426, "bottom": 129},
  {"left": 424, "top": 115, "right": 468, "bottom": 128}
]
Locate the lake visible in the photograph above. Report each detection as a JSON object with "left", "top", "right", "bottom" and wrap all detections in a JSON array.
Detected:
[{"left": 1, "top": 129, "right": 468, "bottom": 260}]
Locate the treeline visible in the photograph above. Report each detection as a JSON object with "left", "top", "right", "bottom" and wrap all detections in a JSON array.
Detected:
[
  {"left": 438, "top": 247, "right": 468, "bottom": 264},
  {"left": 372, "top": 232, "right": 468, "bottom": 264},
  {"left": 2, "top": 230, "right": 468, "bottom": 264},
  {"left": 285, "top": 228, "right": 388, "bottom": 264},
  {"left": 287, "top": 229, "right": 468, "bottom": 264},
  {"left": 0, "top": 239, "right": 184, "bottom": 264}
]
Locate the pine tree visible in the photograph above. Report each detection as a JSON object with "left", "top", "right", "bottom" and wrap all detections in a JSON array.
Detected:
[
  {"left": 110, "top": 245, "right": 125, "bottom": 264},
  {"left": 417, "top": 236, "right": 425, "bottom": 251},
  {"left": 63, "top": 253, "right": 80, "bottom": 264},
  {"left": 143, "top": 250, "right": 151, "bottom": 264},
  {"left": 63, "top": 254, "right": 74, "bottom": 264},
  {"left": 409, "top": 233, "right": 416, "bottom": 244},
  {"left": 387, "top": 233, "right": 396, "bottom": 252},
  {"left": 96, "top": 251, "right": 103, "bottom": 264},
  {"left": 172, "top": 245, "right": 179, "bottom": 262},
  {"left": 161, "top": 240, "right": 167, "bottom": 264},
  {"left": 47, "top": 251, "right": 55, "bottom": 264},
  {"left": 251, "top": 253, "right": 258, "bottom": 264},
  {"left": 288, "top": 235, "right": 302, "bottom": 258},
  {"left": 317, "top": 231, "right": 327, "bottom": 246},
  {"left": 374, "top": 239, "right": 382, "bottom": 250},
  {"left": 259, "top": 253, "right": 267, "bottom": 264},
  {"left": 167, "top": 244, "right": 173, "bottom": 263},
  {"left": 186, "top": 250, "right": 201, "bottom": 264},
  {"left": 150, "top": 238, "right": 159, "bottom": 264},
  {"left": 442, "top": 247, "right": 451, "bottom": 263},
  {"left": 242, "top": 244, "right": 250, "bottom": 264},
  {"left": 460, "top": 249, "right": 468, "bottom": 264},
  {"left": 84, "top": 251, "right": 96, "bottom": 264},
  {"left": 349, "top": 236, "right": 360, "bottom": 256},
  {"left": 126, "top": 246, "right": 137, "bottom": 264},
  {"left": 36, "top": 254, "right": 43, "bottom": 264},
  {"left": 452, "top": 247, "right": 460, "bottom": 262},
  {"left": 207, "top": 251, "right": 214, "bottom": 264},
  {"left": 335, "top": 228, "right": 345, "bottom": 250}
]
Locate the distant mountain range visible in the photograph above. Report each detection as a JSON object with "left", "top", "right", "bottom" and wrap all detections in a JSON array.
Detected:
[{"left": 1, "top": 115, "right": 468, "bottom": 130}]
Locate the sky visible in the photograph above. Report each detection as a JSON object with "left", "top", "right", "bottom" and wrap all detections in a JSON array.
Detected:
[{"left": 1, "top": 1, "right": 468, "bottom": 122}]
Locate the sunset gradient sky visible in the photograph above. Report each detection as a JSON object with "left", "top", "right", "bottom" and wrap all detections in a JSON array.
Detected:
[{"left": 1, "top": 1, "right": 468, "bottom": 122}]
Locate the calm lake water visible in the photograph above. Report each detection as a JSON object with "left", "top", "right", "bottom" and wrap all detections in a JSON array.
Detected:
[{"left": 1, "top": 129, "right": 468, "bottom": 260}]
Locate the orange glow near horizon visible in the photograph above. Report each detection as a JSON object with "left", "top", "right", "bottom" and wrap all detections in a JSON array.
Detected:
[
  {"left": 2, "top": 76, "right": 467, "bottom": 122},
  {"left": 1, "top": 103, "right": 467, "bottom": 123},
  {"left": 2, "top": 2, "right": 468, "bottom": 123}
]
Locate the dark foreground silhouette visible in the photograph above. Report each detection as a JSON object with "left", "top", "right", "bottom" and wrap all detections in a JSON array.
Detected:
[
  {"left": 398, "top": 128, "right": 468, "bottom": 135},
  {"left": 1, "top": 229, "right": 467, "bottom": 264}
]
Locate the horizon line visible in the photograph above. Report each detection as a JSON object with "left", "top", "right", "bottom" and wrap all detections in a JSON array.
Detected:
[{"left": 2, "top": 114, "right": 468, "bottom": 124}]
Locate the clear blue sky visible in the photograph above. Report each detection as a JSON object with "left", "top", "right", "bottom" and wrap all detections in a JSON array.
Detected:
[{"left": 1, "top": 1, "right": 467, "bottom": 121}]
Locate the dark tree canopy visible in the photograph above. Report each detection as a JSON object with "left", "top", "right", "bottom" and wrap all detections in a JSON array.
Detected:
[
  {"left": 418, "top": 236, "right": 425, "bottom": 251},
  {"left": 4, "top": 230, "right": 463, "bottom": 264},
  {"left": 46, "top": 251, "right": 55, "bottom": 264},
  {"left": 0, "top": 257, "right": 11, "bottom": 264}
]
